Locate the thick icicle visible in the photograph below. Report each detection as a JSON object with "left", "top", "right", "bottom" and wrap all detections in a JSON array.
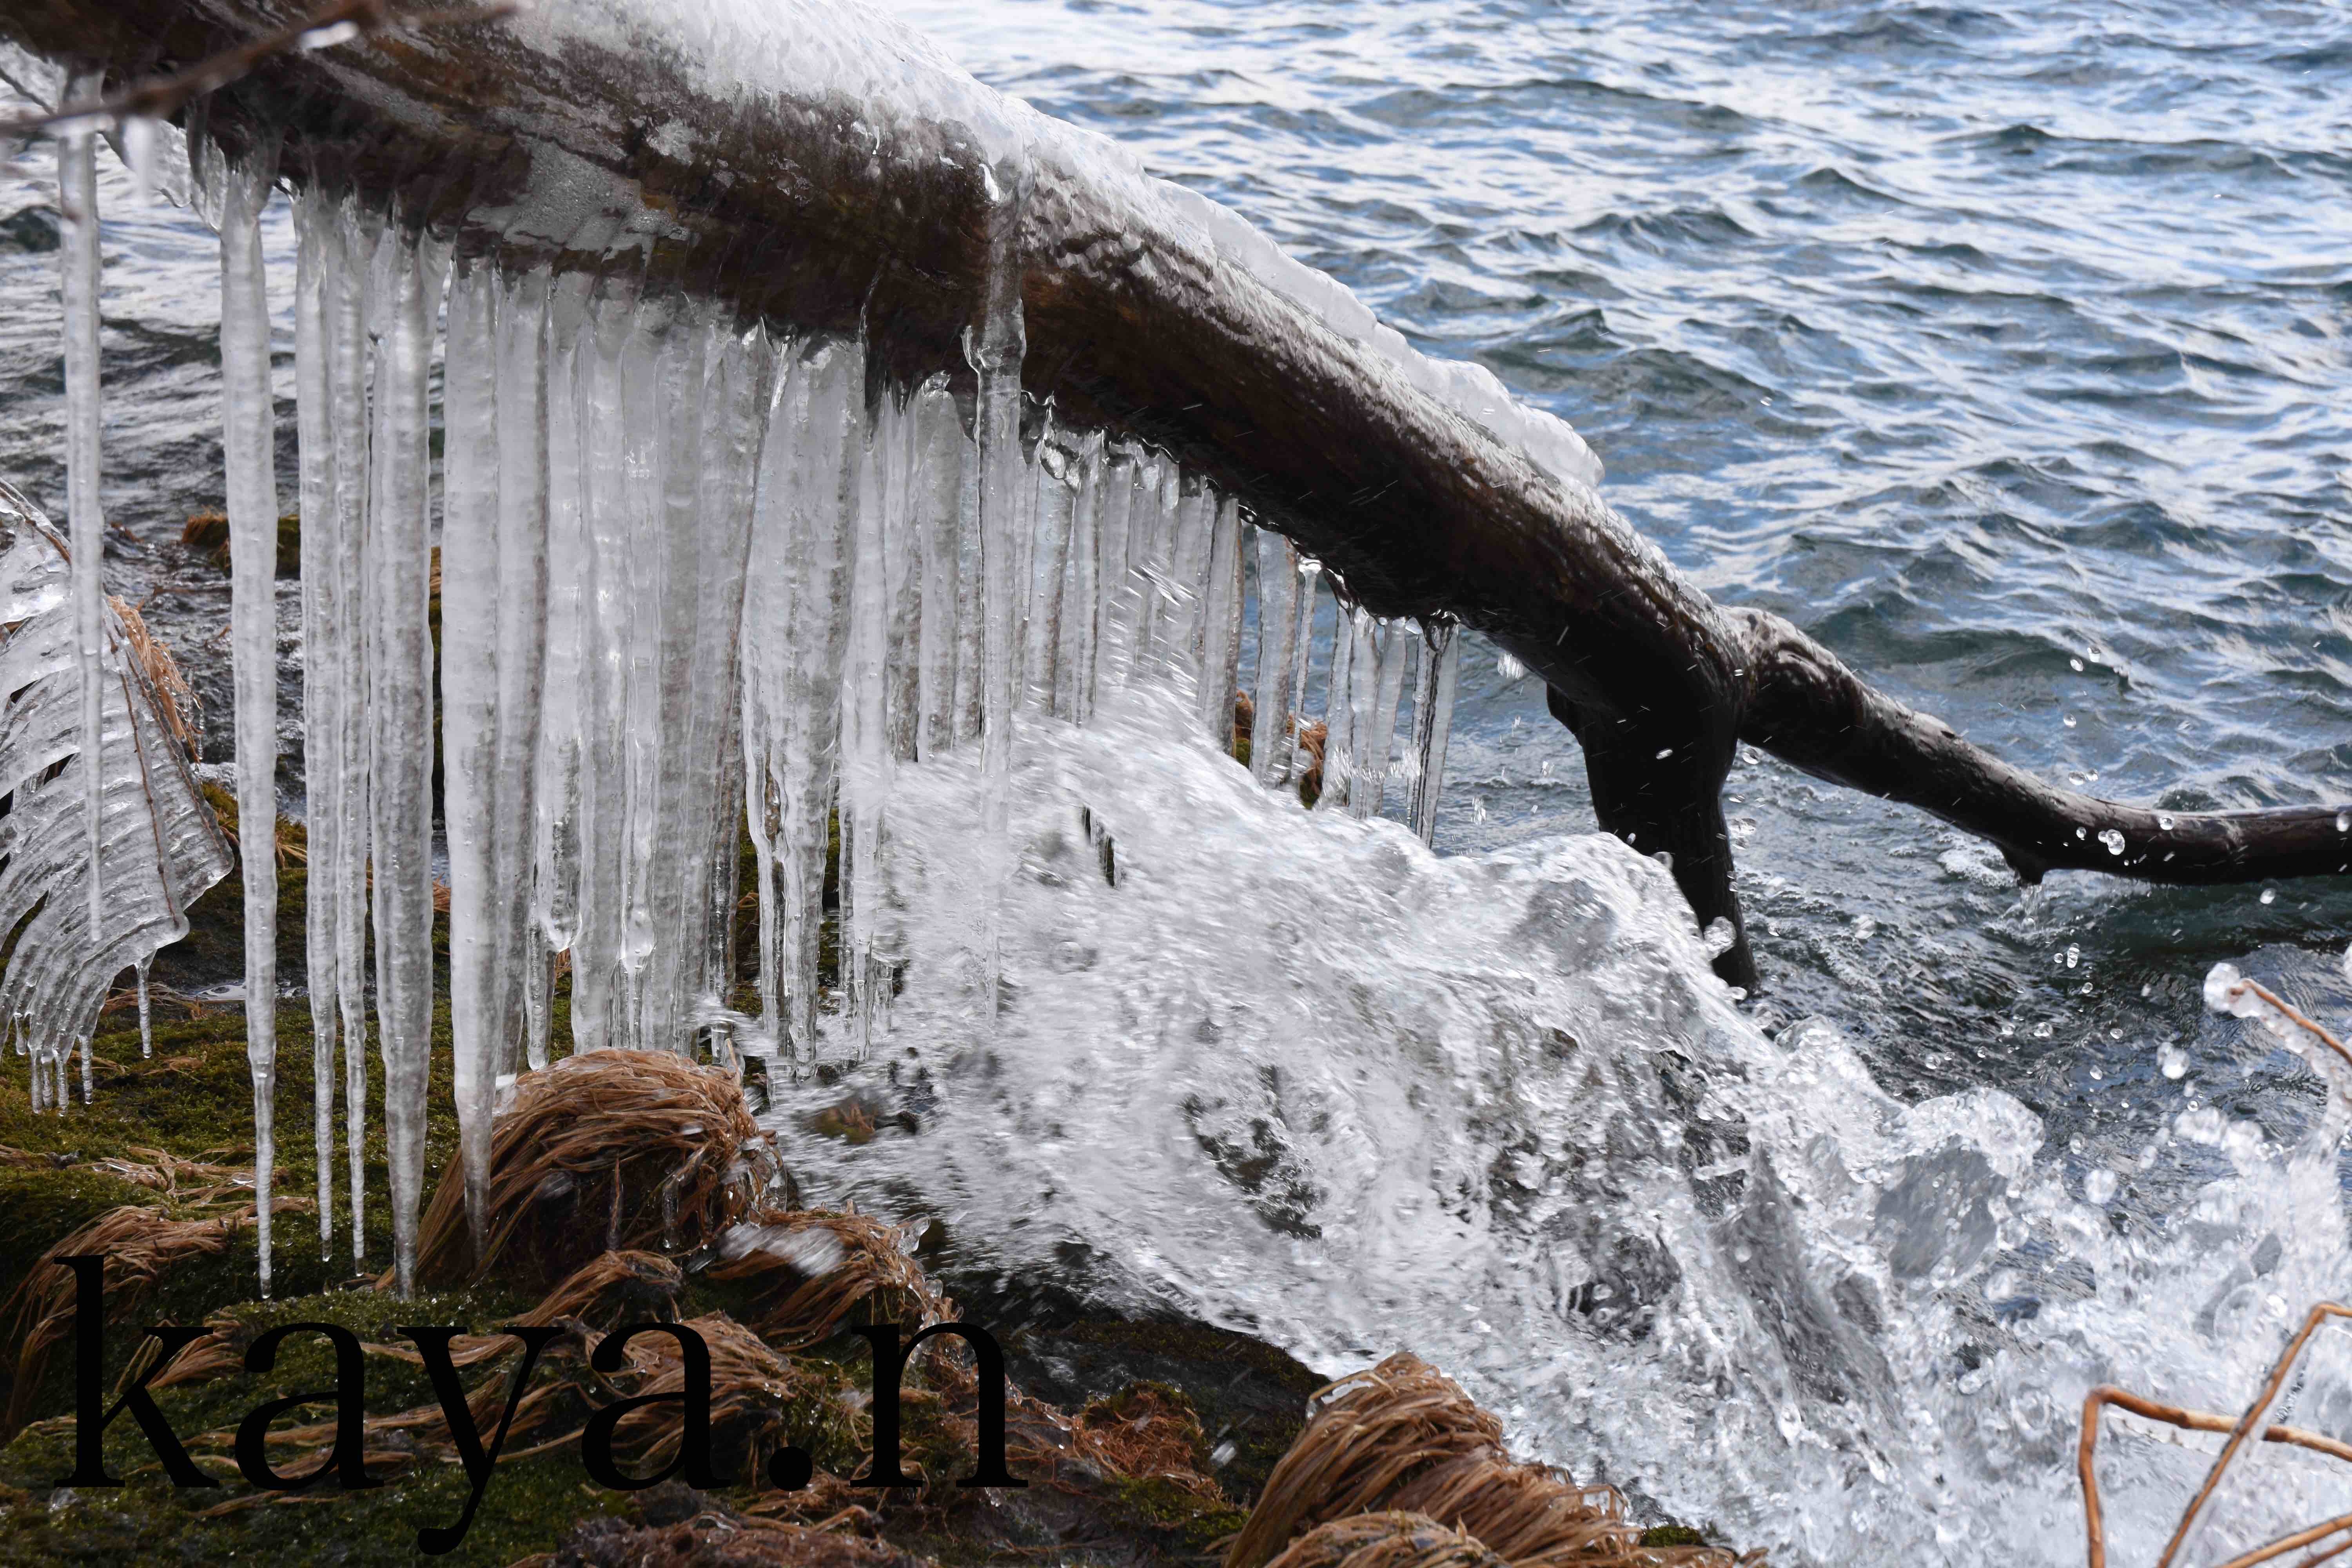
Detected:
[
  {"left": 842, "top": 389, "right": 895, "bottom": 1051},
  {"left": 366, "top": 225, "right": 448, "bottom": 1299},
  {"left": 531, "top": 274, "right": 592, "bottom": 1069},
  {"left": 1091, "top": 445, "right": 1139, "bottom": 699},
  {"left": 58, "top": 75, "right": 104, "bottom": 940},
  {"left": 882, "top": 391, "right": 924, "bottom": 766},
  {"left": 1024, "top": 439, "right": 1074, "bottom": 711},
  {"left": 439, "top": 255, "right": 502, "bottom": 1264},
  {"left": 1203, "top": 496, "right": 1243, "bottom": 748},
  {"left": 1056, "top": 432, "right": 1103, "bottom": 722},
  {"left": 1317, "top": 603, "right": 1359, "bottom": 811},
  {"left": 1161, "top": 478, "right": 1212, "bottom": 699},
  {"left": 1250, "top": 528, "right": 1298, "bottom": 786},
  {"left": 972, "top": 160, "right": 1030, "bottom": 1011},
  {"left": 1367, "top": 619, "right": 1413, "bottom": 818},
  {"left": 292, "top": 187, "right": 341, "bottom": 1248},
  {"left": 911, "top": 376, "right": 964, "bottom": 759},
  {"left": 1408, "top": 620, "right": 1461, "bottom": 845},
  {"left": 328, "top": 203, "right": 375, "bottom": 1263},
  {"left": 218, "top": 154, "right": 281, "bottom": 1292},
  {"left": 1287, "top": 559, "right": 1322, "bottom": 776},
  {"left": 492, "top": 269, "right": 552, "bottom": 1074},
  {"left": 741, "top": 338, "right": 858, "bottom": 1065}
]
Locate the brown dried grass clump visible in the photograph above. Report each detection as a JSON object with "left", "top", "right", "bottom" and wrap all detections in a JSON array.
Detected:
[
  {"left": 0, "top": 1201, "right": 293, "bottom": 1440},
  {"left": 547, "top": 1513, "right": 936, "bottom": 1568},
  {"left": 1227, "top": 1354, "right": 1750, "bottom": 1568},
  {"left": 1070, "top": 1381, "right": 1226, "bottom": 1501},
  {"left": 109, "top": 593, "right": 200, "bottom": 761},
  {"left": 706, "top": 1209, "right": 947, "bottom": 1351},
  {"left": 412, "top": 1049, "right": 771, "bottom": 1289},
  {"left": 1267, "top": 1513, "right": 1510, "bottom": 1568}
]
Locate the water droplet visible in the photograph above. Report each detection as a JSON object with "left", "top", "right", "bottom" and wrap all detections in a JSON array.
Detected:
[
  {"left": 2158, "top": 813, "right": 2176, "bottom": 831},
  {"left": 1496, "top": 652, "right": 1526, "bottom": 682},
  {"left": 1702, "top": 917, "right": 1737, "bottom": 957},
  {"left": 2260, "top": 887, "right": 2276, "bottom": 905},
  {"left": 2069, "top": 658, "right": 2084, "bottom": 672},
  {"left": 2160, "top": 1043, "right": 2188, "bottom": 1079},
  {"left": 2098, "top": 828, "right": 2125, "bottom": 856},
  {"left": 2065, "top": 944, "right": 2080, "bottom": 969},
  {"left": 2062, "top": 715, "right": 2078, "bottom": 729},
  {"left": 1655, "top": 747, "right": 1673, "bottom": 760},
  {"left": 2033, "top": 1022, "right": 2054, "bottom": 1039},
  {"left": 2338, "top": 809, "right": 2350, "bottom": 833},
  {"left": 2085, "top": 1169, "right": 2118, "bottom": 1205},
  {"left": 2202, "top": 962, "right": 2243, "bottom": 1013},
  {"left": 2075, "top": 826, "right": 2087, "bottom": 840}
]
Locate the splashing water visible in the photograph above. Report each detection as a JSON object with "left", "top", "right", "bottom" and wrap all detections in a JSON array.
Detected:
[{"left": 760, "top": 684, "right": 2352, "bottom": 1564}]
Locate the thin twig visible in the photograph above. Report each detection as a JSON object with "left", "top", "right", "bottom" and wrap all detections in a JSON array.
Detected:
[{"left": 0, "top": 0, "right": 520, "bottom": 138}]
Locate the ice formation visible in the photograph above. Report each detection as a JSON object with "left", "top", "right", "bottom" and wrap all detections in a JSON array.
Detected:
[{"left": 13, "top": 0, "right": 1497, "bottom": 1299}]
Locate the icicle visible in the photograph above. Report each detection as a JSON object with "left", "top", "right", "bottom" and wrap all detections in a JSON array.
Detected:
[
  {"left": 951, "top": 408, "right": 985, "bottom": 749},
  {"left": 1317, "top": 603, "right": 1360, "bottom": 811},
  {"left": 78, "top": 1032, "right": 91, "bottom": 1106},
  {"left": 1131, "top": 459, "right": 1178, "bottom": 680},
  {"left": 1287, "top": 559, "right": 1321, "bottom": 776},
  {"left": 292, "top": 187, "right": 341, "bottom": 1250},
  {"left": 329, "top": 201, "right": 374, "bottom": 1266},
  {"left": 911, "top": 375, "right": 964, "bottom": 759},
  {"left": 219, "top": 152, "right": 281, "bottom": 1293},
  {"left": 1250, "top": 529, "right": 1298, "bottom": 787},
  {"left": 531, "top": 273, "right": 592, "bottom": 1069},
  {"left": 1159, "top": 478, "right": 1212, "bottom": 698},
  {"left": 1365, "top": 618, "right": 1413, "bottom": 818},
  {"left": 492, "top": 267, "right": 553, "bottom": 1075},
  {"left": 1202, "top": 496, "right": 1243, "bottom": 749},
  {"left": 741, "top": 337, "right": 858, "bottom": 1066},
  {"left": 1056, "top": 432, "right": 1103, "bottom": 722},
  {"left": 972, "top": 156, "right": 1031, "bottom": 1013},
  {"left": 882, "top": 391, "right": 924, "bottom": 765},
  {"left": 1408, "top": 620, "right": 1462, "bottom": 845},
  {"left": 58, "top": 74, "right": 104, "bottom": 943},
  {"left": 1090, "top": 446, "right": 1137, "bottom": 699},
  {"left": 440, "top": 254, "right": 502, "bottom": 1266},
  {"left": 135, "top": 954, "right": 153, "bottom": 1061},
  {"left": 1024, "top": 437, "right": 1074, "bottom": 710},
  {"left": 842, "top": 389, "right": 895, "bottom": 1052},
  {"left": 366, "top": 223, "right": 449, "bottom": 1300}
]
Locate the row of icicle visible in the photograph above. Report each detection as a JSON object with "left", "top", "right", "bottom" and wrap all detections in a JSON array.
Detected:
[{"left": 25, "top": 127, "right": 1464, "bottom": 1297}]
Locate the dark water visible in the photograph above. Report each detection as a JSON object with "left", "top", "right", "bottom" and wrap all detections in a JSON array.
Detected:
[{"left": 880, "top": 0, "right": 2352, "bottom": 1138}]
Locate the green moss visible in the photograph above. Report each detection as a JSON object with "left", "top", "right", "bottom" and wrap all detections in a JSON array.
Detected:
[
  {"left": 1640, "top": 1524, "right": 1708, "bottom": 1546},
  {"left": 1101, "top": 1475, "right": 1249, "bottom": 1552}
]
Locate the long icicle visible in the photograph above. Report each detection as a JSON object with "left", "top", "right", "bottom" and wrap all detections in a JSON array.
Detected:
[
  {"left": 1250, "top": 529, "right": 1298, "bottom": 787},
  {"left": 367, "top": 224, "right": 447, "bottom": 1299},
  {"left": 1362, "top": 618, "right": 1412, "bottom": 819},
  {"left": 58, "top": 73, "right": 104, "bottom": 943},
  {"left": 439, "top": 255, "right": 501, "bottom": 1266},
  {"left": 911, "top": 374, "right": 964, "bottom": 760},
  {"left": 973, "top": 156, "right": 1031, "bottom": 1015},
  {"left": 530, "top": 274, "right": 592, "bottom": 1068},
  {"left": 492, "top": 268, "right": 552, "bottom": 1076},
  {"left": 1203, "top": 495, "right": 1243, "bottom": 749},
  {"left": 292, "top": 186, "right": 341, "bottom": 1251},
  {"left": 1408, "top": 619, "right": 1462, "bottom": 846},
  {"left": 330, "top": 203, "right": 374, "bottom": 1263},
  {"left": 219, "top": 152, "right": 281, "bottom": 1293}
]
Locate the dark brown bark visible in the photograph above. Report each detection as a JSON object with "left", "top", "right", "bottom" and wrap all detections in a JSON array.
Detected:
[{"left": 4, "top": 0, "right": 2343, "bottom": 991}]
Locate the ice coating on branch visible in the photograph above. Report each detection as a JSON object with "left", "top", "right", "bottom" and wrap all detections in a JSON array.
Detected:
[
  {"left": 217, "top": 153, "right": 282, "bottom": 1292},
  {"left": 506, "top": 0, "right": 1602, "bottom": 495},
  {"left": 0, "top": 485, "right": 233, "bottom": 1096}
]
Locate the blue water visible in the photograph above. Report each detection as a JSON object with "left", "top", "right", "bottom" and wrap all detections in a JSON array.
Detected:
[{"left": 878, "top": 0, "right": 2352, "bottom": 1117}]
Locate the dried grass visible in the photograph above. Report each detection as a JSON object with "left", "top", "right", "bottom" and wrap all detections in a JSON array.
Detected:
[
  {"left": 0, "top": 1200, "right": 299, "bottom": 1440},
  {"left": 1068, "top": 1381, "right": 1225, "bottom": 1501},
  {"left": 707, "top": 1209, "right": 947, "bottom": 1351},
  {"left": 548, "top": 1513, "right": 934, "bottom": 1568},
  {"left": 411, "top": 1050, "right": 772, "bottom": 1290},
  {"left": 1265, "top": 1513, "right": 1509, "bottom": 1568},
  {"left": 1227, "top": 1354, "right": 1751, "bottom": 1568},
  {"left": 109, "top": 593, "right": 200, "bottom": 762}
]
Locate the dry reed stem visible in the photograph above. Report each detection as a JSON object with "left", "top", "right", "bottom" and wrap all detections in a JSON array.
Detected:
[
  {"left": 410, "top": 1050, "right": 770, "bottom": 1289},
  {"left": 708, "top": 1210, "right": 947, "bottom": 1351},
  {"left": 0, "top": 1200, "right": 303, "bottom": 1439},
  {"left": 1227, "top": 1354, "right": 1748, "bottom": 1568},
  {"left": 109, "top": 593, "right": 198, "bottom": 761},
  {"left": 2082, "top": 1302, "right": 2352, "bottom": 1568}
]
